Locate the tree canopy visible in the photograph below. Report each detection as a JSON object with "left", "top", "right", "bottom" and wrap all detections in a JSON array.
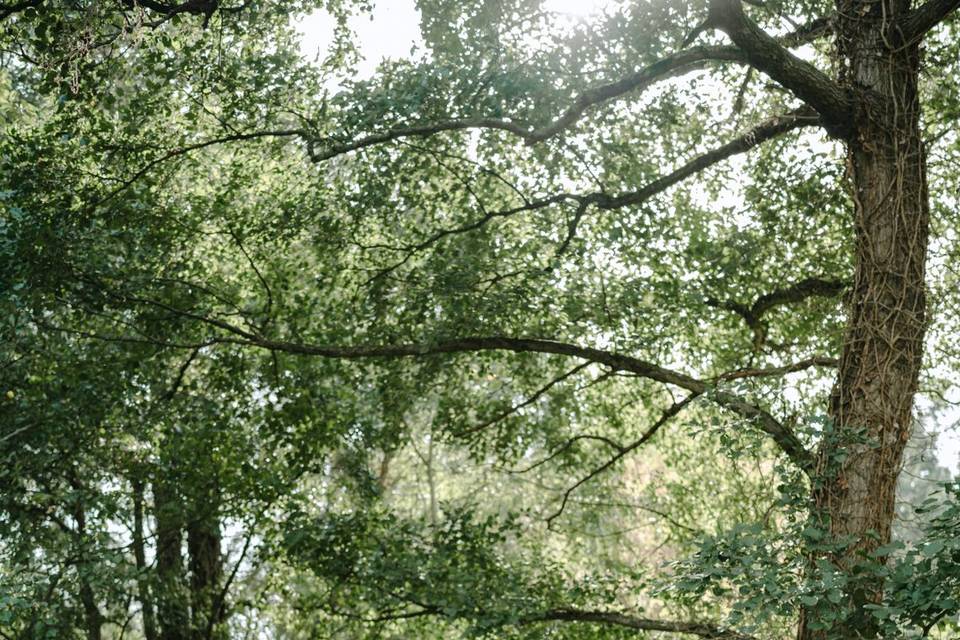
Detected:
[{"left": 2, "top": 1, "right": 960, "bottom": 638}]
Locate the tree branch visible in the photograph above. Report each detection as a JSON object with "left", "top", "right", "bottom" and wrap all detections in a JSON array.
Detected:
[
  {"left": 713, "top": 356, "right": 838, "bottom": 381},
  {"left": 329, "top": 602, "right": 751, "bottom": 638},
  {"left": 707, "top": 277, "right": 846, "bottom": 350},
  {"left": 160, "top": 346, "right": 201, "bottom": 401},
  {"left": 308, "top": 45, "right": 748, "bottom": 160},
  {"left": 593, "top": 106, "right": 819, "bottom": 210},
  {"left": 111, "top": 290, "right": 814, "bottom": 471},
  {"left": 510, "top": 434, "right": 625, "bottom": 474},
  {"left": 546, "top": 394, "right": 698, "bottom": 526},
  {"left": 708, "top": 0, "right": 852, "bottom": 137},
  {"left": 750, "top": 276, "right": 846, "bottom": 317},
  {"left": 120, "top": 0, "right": 223, "bottom": 26},
  {"left": 96, "top": 104, "right": 814, "bottom": 229},
  {"left": 896, "top": 0, "right": 960, "bottom": 43},
  {"left": 780, "top": 15, "right": 834, "bottom": 47},
  {"left": 529, "top": 609, "right": 755, "bottom": 639},
  {"left": 369, "top": 106, "right": 819, "bottom": 282},
  {"left": 456, "top": 362, "right": 593, "bottom": 437},
  {"left": 94, "top": 129, "right": 305, "bottom": 207}
]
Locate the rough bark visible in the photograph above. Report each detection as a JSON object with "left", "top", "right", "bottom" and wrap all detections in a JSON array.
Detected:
[
  {"left": 799, "top": 0, "right": 930, "bottom": 637},
  {"left": 187, "top": 478, "right": 224, "bottom": 640},
  {"left": 154, "top": 480, "right": 190, "bottom": 640}
]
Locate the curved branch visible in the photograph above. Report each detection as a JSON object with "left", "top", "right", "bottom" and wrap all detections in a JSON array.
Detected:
[
  {"left": 309, "top": 46, "right": 748, "bottom": 161},
  {"left": 529, "top": 609, "right": 755, "bottom": 639},
  {"left": 316, "top": 340, "right": 793, "bottom": 468},
  {"left": 707, "top": 277, "right": 846, "bottom": 349},
  {"left": 751, "top": 277, "right": 847, "bottom": 317},
  {"left": 132, "top": 298, "right": 813, "bottom": 470},
  {"left": 594, "top": 106, "right": 819, "bottom": 210},
  {"left": 370, "top": 107, "right": 819, "bottom": 282},
  {"left": 313, "top": 14, "right": 831, "bottom": 163},
  {"left": 94, "top": 129, "right": 305, "bottom": 207},
  {"left": 713, "top": 356, "right": 838, "bottom": 381},
  {"left": 511, "top": 434, "right": 625, "bottom": 474},
  {"left": 95, "top": 104, "right": 815, "bottom": 229},
  {"left": 781, "top": 15, "right": 834, "bottom": 47},
  {"left": 708, "top": 0, "right": 852, "bottom": 137},
  {"left": 711, "top": 388, "right": 809, "bottom": 465},
  {"left": 119, "top": 0, "right": 241, "bottom": 26},
  {"left": 456, "top": 362, "right": 593, "bottom": 437},
  {"left": 546, "top": 394, "right": 698, "bottom": 526}
]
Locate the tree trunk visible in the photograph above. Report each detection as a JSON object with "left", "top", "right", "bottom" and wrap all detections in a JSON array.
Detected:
[
  {"left": 799, "top": 1, "right": 929, "bottom": 638},
  {"left": 187, "top": 478, "right": 224, "bottom": 640},
  {"left": 70, "top": 484, "right": 102, "bottom": 640},
  {"left": 77, "top": 580, "right": 102, "bottom": 640},
  {"left": 133, "top": 478, "right": 159, "bottom": 640},
  {"left": 154, "top": 480, "right": 191, "bottom": 640}
]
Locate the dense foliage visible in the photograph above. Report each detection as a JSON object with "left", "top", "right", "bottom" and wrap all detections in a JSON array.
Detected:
[{"left": 2, "top": 1, "right": 959, "bottom": 638}]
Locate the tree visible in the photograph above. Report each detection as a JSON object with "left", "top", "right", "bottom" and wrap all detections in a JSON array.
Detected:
[{"left": 2, "top": 0, "right": 960, "bottom": 638}]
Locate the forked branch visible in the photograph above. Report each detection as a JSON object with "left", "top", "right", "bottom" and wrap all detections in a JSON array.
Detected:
[
  {"left": 708, "top": 0, "right": 852, "bottom": 136},
  {"left": 593, "top": 107, "right": 818, "bottom": 210},
  {"left": 370, "top": 106, "right": 819, "bottom": 279},
  {"left": 96, "top": 97, "right": 816, "bottom": 212},
  {"left": 308, "top": 45, "right": 748, "bottom": 161},
  {"left": 106, "top": 291, "right": 814, "bottom": 471},
  {"left": 545, "top": 394, "right": 699, "bottom": 526},
  {"left": 707, "top": 277, "right": 846, "bottom": 350}
]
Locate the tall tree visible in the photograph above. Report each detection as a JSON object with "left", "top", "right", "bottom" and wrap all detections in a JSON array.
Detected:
[{"left": 3, "top": 0, "right": 960, "bottom": 638}]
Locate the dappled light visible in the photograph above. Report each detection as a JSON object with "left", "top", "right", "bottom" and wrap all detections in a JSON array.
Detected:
[{"left": 2, "top": 1, "right": 960, "bottom": 639}]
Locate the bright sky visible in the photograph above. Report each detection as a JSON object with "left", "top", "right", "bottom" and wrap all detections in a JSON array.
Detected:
[
  {"left": 295, "top": 0, "right": 959, "bottom": 476},
  {"left": 297, "top": 0, "right": 420, "bottom": 78},
  {"left": 297, "top": 0, "right": 611, "bottom": 79}
]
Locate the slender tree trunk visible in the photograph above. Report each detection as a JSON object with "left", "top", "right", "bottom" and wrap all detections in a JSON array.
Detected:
[
  {"left": 799, "top": 1, "right": 929, "bottom": 637},
  {"left": 69, "top": 482, "right": 102, "bottom": 640},
  {"left": 154, "top": 480, "right": 190, "bottom": 640},
  {"left": 77, "top": 580, "right": 102, "bottom": 640},
  {"left": 76, "top": 550, "right": 102, "bottom": 639},
  {"left": 426, "top": 435, "right": 438, "bottom": 527},
  {"left": 187, "top": 478, "right": 224, "bottom": 640},
  {"left": 133, "top": 478, "right": 159, "bottom": 640}
]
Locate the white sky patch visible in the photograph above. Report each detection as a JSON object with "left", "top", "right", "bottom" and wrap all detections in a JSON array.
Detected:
[
  {"left": 297, "top": 0, "right": 422, "bottom": 81},
  {"left": 294, "top": 1, "right": 957, "bottom": 477},
  {"left": 937, "top": 426, "right": 960, "bottom": 474},
  {"left": 296, "top": 0, "right": 613, "bottom": 77},
  {"left": 918, "top": 393, "right": 960, "bottom": 475},
  {"left": 542, "top": 0, "right": 612, "bottom": 18}
]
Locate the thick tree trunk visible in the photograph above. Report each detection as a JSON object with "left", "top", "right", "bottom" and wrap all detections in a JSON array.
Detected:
[{"left": 799, "top": 1, "right": 929, "bottom": 638}]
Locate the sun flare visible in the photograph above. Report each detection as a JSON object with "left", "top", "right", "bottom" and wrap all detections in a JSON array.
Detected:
[{"left": 541, "top": 0, "right": 612, "bottom": 18}]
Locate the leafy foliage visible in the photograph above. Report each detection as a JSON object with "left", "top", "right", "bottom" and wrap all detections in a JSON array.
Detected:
[{"left": 2, "top": 0, "right": 960, "bottom": 639}]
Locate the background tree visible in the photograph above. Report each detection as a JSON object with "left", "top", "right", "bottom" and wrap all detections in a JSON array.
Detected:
[{"left": 3, "top": 0, "right": 960, "bottom": 638}]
